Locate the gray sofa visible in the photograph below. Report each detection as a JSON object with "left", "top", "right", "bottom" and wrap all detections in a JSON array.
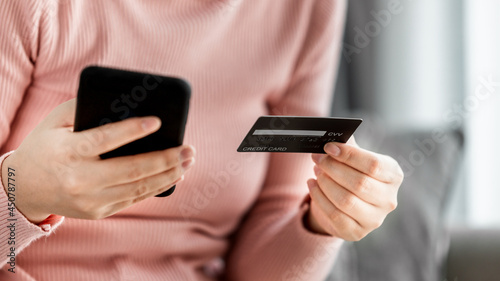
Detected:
[
  {"left": 326, "top": 1, "right": 500, "bottom": 278},
  {"left": 446, "top": 228, "right": 500, "bottom": 280},
  {"left": 324, "top": 116, "right": 500, "bottom": 281}
]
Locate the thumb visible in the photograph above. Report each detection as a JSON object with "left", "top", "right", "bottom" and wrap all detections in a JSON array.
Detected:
[{"left": 45, "top": 99, "right": 77, "bottom": 128}]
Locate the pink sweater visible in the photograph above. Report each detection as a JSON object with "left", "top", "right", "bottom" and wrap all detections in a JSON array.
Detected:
[{"left": 0, "top": 0, "right": 346, "bottom": 280}]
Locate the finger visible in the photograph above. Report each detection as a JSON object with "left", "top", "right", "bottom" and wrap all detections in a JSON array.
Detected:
[
  {"left": 318, "top": 142, "right": 402, "bottom": 183},
  {"left": 93, "top": 145, "right": 195, "bottom": 186},
  {"left": 314, "top": 167, "right": 385, "bottom": 229},
  {"left": 313, "top": 157, "right": 389, "bottom": 206},
  {"left": 45, "top": 99, "right": 77, "bottom": 128},
  {"left": 307, "top": 179, "right": 366, "bottom": 241},
  {"left": 100, "top": 160, "right": 191, "bottom": 203},
  {"left": 72, "top": 116, "right": 161, "bottom": 156},
  {"left": 105, "top": 175, "right": 186, "bottom": 215}
]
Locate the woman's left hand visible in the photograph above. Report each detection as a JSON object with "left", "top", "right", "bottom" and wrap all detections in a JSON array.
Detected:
[{"left": 307, "top": 138, "right": 404, "bottom": 241}]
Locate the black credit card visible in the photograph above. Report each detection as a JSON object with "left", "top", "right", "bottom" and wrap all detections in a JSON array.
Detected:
[{"left": 237, "top": 116, "right": 362, "bottom": 153}]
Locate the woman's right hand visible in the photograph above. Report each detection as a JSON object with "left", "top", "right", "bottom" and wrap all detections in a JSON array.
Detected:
[{"left": 1, "top": 99, "right": 195, "bottom": 224}]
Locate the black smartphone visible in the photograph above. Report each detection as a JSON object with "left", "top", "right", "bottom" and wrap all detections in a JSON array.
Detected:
[{"left": 74, "top": 66, "right": 191, "bottom": 197}]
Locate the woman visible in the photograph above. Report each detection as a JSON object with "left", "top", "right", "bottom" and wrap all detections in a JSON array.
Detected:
[{"left": 0, "top": 0, "right": 403, "bottom": 280}]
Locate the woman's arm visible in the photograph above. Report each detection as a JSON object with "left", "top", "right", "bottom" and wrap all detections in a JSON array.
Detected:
[
  {"left": 225, "top": 1, "right": 347, "bottom": 280},
  {"left": 0, "top": 0, "right": 58, "bottom": 269},
  {"left": 0, "top": 2, "right": 197, "bottom": 272}
]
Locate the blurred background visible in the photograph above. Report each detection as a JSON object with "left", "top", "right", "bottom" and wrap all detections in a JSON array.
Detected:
[{"left": 326, "top": 0, "right": 500, "bottom": 280}]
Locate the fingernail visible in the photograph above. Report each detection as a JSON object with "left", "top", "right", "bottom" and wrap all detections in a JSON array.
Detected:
[
  {"left": 174, "top": 175, "right": 185, "bottom": 185},
  {"left": 182, "top": 158, "right": 195, "bottom": 170},
  {"left": 325, "top": 143, "right": 340, "bottom": 157},
  {"left": 311, "top": 153, "right": 326, "bottom": 163},
  {"left": 307, "top": 179, "right": 317, "bottom": 190},
  {"left": 180, "top": 147, "right": 194, "bottom": 161},
  {"left": 141, "top": 118, "right": 160, "bottom": 131}
]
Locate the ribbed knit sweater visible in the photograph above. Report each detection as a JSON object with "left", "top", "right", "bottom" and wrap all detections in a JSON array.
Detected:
[{"left": 0, "top": 0, "right": 346, "bottom": 280}]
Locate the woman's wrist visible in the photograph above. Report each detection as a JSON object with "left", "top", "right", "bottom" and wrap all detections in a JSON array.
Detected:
[
  {"left": 1, "top": 153, "right": 51, "bottom": 224},
  {"left": 301, "top": 195, "right": 331, "bottom": 236},
  {"left": 303, "top": 207, "right": 330, "bottom": 236}
]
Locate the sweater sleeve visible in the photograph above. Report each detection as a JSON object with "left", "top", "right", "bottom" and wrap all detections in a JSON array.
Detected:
[
  {"left": 225, "top": 1, "right": 347, "bottom": 280},
  {"left": 0, "top": 0, "right": 37, "bottom": 147},
  {"left": 0, "top": 1, "right": 64, "bottom": 270}
]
